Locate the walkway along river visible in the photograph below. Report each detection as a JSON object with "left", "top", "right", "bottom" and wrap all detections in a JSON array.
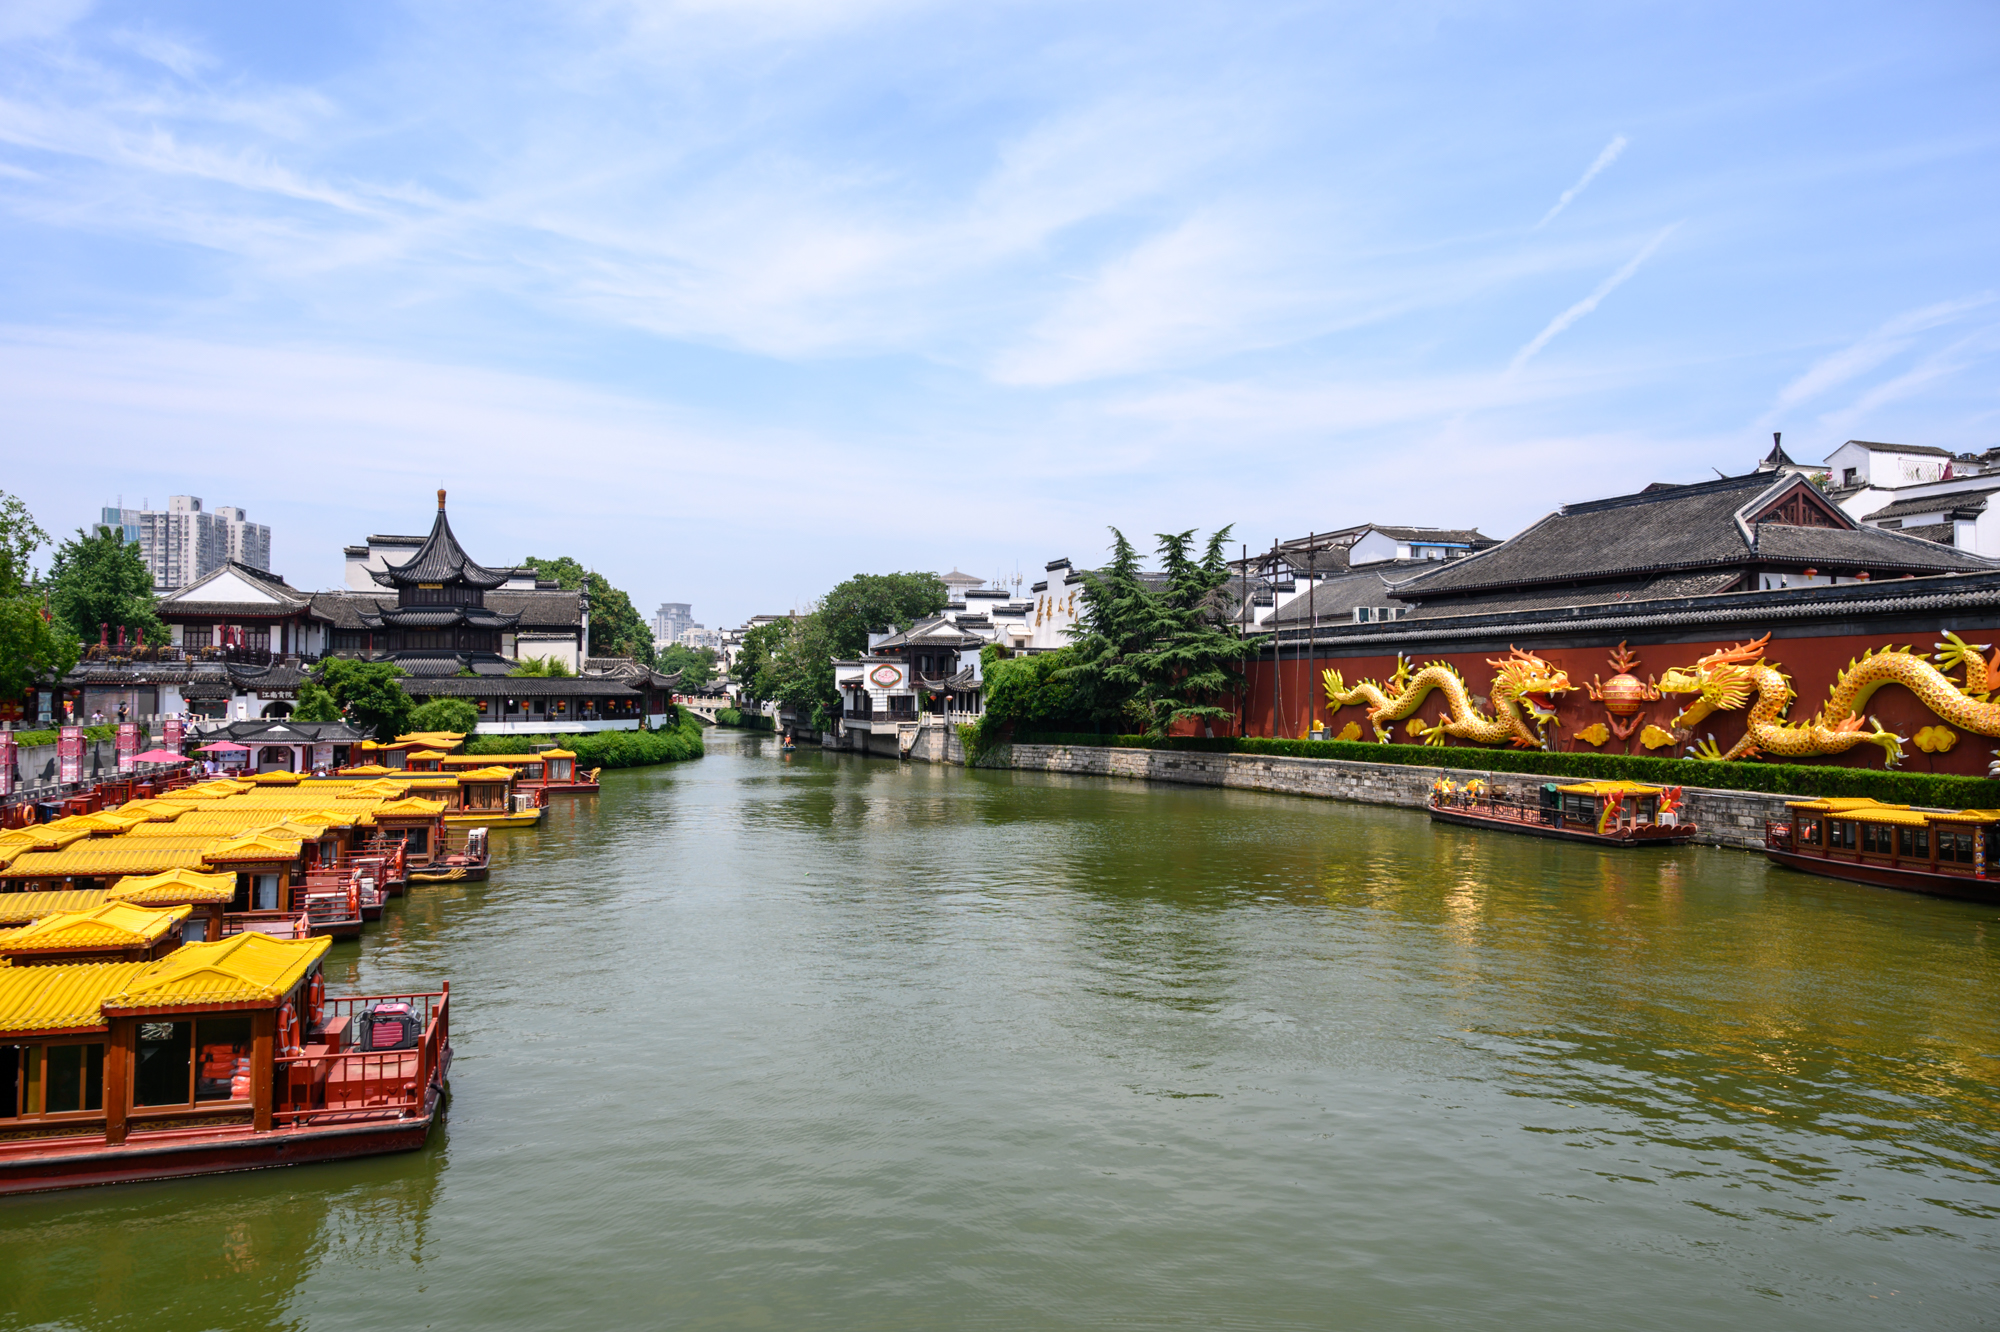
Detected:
[{"left": 3, "top": 729, "right": 1997, "bottom": 1329}]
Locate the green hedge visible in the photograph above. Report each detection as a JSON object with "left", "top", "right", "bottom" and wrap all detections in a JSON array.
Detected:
[
  {"left": 464, "top": 713, "right": 704, "bottom": 769},
  {"left": 9, "top": 724, "right": 131, "bottom": 748},
  {"left": 1011, "top": 732, "right": 2000, "bottom": 808},
  {"left": 714, "top": 707, "right": 775, "bottom": 731}
]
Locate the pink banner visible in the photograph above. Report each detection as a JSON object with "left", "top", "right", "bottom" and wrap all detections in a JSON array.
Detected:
[
  {"left": 0, "top": 731, "right": 13, "bottom": 797},
  {"left": 163, "top": 717, "right": 184, "bottom": 750},
  {"left": 313, "top": 742, "right": 333, "bottom": 771},
  {"left": 117, "top": 722, "right": 140, "bottom": 772},
  {"left": 58, "top": 725, "right": 83, "bottom": 784}
]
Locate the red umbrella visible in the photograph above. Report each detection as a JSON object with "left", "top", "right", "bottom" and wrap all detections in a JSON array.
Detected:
[
  {"left": 196, "top": 741, "right": 250, "bottom": 752},
  {"left": 130, "top": 749, "right": 189, "bottom": 763}
]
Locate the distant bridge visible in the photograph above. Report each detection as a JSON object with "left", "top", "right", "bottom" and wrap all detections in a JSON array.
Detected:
[{"left": 678, "top": 698, "right": 727, "bottom": 725}]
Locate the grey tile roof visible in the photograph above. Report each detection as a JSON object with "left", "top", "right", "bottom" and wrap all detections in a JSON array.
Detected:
[
  {"left": 1844, "top": 439, "right": 1955, "bottom": 457},
  {"left": 1751, "top": 522, "right": 1986, "bottom": 569},
  {"left": 368, "top": 496, "right": 511, "bottom": 590},
  {"left": 1862, "top": 487, "right": 2000, "bottom": 522},
  {"left": 400, "top": 676, "right": 648, "bottom": 697}
]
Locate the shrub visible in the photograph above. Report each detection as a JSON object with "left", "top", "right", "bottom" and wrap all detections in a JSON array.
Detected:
[
  {"left": 713, "top": 707, "right": 774, "bottom": 731},
  {"left": 464, "top": 712, "right": 705, "bottom": 769},
  {"left": 1010, "top": 732, "right": 2000, "bottom": 807},
  {"left": 407, "top": 698, "right": 480, "bottom": 736}
]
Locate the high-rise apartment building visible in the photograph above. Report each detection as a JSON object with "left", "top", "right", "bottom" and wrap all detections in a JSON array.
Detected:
[
  {"left": 653, "top": 602, "right": 696, "bottom": 645},
  {"left": 97, "top": 496, "right": 272, "bottom": 592}
]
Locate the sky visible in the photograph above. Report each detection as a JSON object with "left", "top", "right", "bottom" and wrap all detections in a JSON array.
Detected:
[{"left": 2, "top": 0, "right": 1997, "bottom": 628}]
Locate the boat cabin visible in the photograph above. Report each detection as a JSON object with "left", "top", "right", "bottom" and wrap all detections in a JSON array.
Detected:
[
  {"left": 0, "top": 933, "right": 453, "bottom": 1195},
  {"left": 1427, "top": 777, "right": 1695, "bottom": 846},
  {"left": 1767, "top": 798, "right": 1998, "bottom": 901}
]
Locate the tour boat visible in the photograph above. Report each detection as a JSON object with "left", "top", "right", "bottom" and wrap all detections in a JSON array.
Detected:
[
  {"left": 1425, "top": 778, "right": 1699, "bottom": 846},
  {"left": 1763, "top": 798, "right": 2000, "bottom": 903},
  {"left": 0, "top": 927, "right": 450, "bottom": 1195},
  {"left": 407, "top": 828, "right": 490, "bottom": 885},
  {"left": 437, "top": 751, "right": 599, "bottom": 796}
]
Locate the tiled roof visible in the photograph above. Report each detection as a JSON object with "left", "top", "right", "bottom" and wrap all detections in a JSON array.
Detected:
[
  {"left": 0, "top": 961, "right": 148, "bottom": 1034},
  {"left": 107, "top": 868, "right": 239, "bottom": 905},
  {"left": 0, "top": 901, "right": 190, "bottom": 955},
  {"left": 369, "top": 494, "right": 512, "bottom": 590},
  {"left": 1843, "top": 439, "right": 1955, "bottom": 457},
  {"left": 103, "top": 933, "right": 330, "bottom": 1012},
  {"left": 402, "top": 677, "right": 647, "bottom": 696},
  {"left": 0, "top": 890, "right": 111, "bottom": 926},
  {"left": 0, "top": 845, "right": 213, "bottom": 879},
  {"left": 1863, "top": 487, "right": 2000, "bottom": 522},
  {"left": 1752, "top": 523, "right": 1984, "bottom": 568}
]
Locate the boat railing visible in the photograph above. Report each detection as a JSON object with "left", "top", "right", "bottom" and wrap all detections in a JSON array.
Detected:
[
  {"left": 278, "top": 986, "right": 448, "bottom": 1127},
  {"left": 1764, "top": 820, "right": 1793, "bottom": 850},
  {"left": 222, "top": 908, "right": 313, "bottom": 940}
]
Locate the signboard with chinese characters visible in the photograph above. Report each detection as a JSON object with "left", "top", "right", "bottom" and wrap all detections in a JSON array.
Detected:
[
  {"left": 58, "top": 725, "right": 83, "bottom": 784},
  {"left": 867, "top": 664, "right": 903, "bottom": 689},
  {"left": 117, "top": 723, "right": 140, "bottom": 772},
  {"left": 313, "top": 742, "right": 333, "bottom": 771}
]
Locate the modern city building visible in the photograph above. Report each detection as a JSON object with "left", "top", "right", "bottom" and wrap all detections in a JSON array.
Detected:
[
  {"left": 97, "top": 496, "right": 272, "bottom": 592},
  {"left": 653, "top": 602, "right": 696, "bottom": 645}
]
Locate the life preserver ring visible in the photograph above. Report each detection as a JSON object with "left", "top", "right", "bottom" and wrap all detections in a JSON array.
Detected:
[
  {"left": 308, "top": 971, "right": 326, "bottom": 1027},
  {"left": 277, "top": 1000, "right": 303, "bottom": 1057}
]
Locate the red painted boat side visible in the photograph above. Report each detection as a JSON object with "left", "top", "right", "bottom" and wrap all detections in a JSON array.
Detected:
[
  {"left": 1427, "top": 804, "right": 1700, "bottom": 848},
  {"left": 1763, "top": 848, "right": 2000, "bottom": 904},
  {"left": 0, "top": 1059, "right": 449, "bottom": 1197}
]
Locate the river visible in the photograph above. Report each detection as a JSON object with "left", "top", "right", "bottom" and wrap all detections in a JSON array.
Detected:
[{"left": 4, "top": 730, "right": 1998, "bottom": 1329}]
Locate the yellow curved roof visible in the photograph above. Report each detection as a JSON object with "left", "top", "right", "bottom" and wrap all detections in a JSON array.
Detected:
[
  {"left": 1785, "top": 797, "right": 1908, "bottom": 812},
  {"left": 441, "top": 752, "right": 538, "bottom": 766},
  {"left": 0, "top": 901, "right": 191, "bottom": 954},
  {"left": 0, "top": 824, "right": 95, "bottom": 851},
  {"left": 1932, "top": 809, "right": 2000, "bottom": 824},
  {"left": 393, "top": 731, "right": 465, "bottom": 746},
  {"left": 248, "top": 770, "right": 303, "bottom": 786},
  {"left": 0, "top": 890, "right": 111, "bottom": 925},
  {"left": 0, "top": 845, "right": 212, "bottom": 880},
  {"left": 64, "top": 811, "right": 153, "bottom": 833},
  {"left": 372, "top": 797, "right": 447, "bottom": 818},
  {"left": 537, "top": 749, "right": 576, "bottom": 759},
  {"left": 114, "top": 799, "right": 190, "bottom": 821},
  {"left": 0, "top": 961, "right": 147, "bottom": 1034},
  {"left": 406, "top": 749, "right": 449, "bottom": 761},
  {"left": 1554, "top": 780, "right": 1664, "bottom": 797},
  {"left": 455, "top": 767, "right": 521, "bottom": 781},
  {"left": 336, "top": 764, "right": 400, "bottom": 776},
  {"left": 200, "top": 832, "right": 303, "bottom": 864},
  {"left": 104, "top": 933, "right": 329, "bottom": 1011},
  {"left": 108, "top": 867, "right": 238, "bottom": 905}
]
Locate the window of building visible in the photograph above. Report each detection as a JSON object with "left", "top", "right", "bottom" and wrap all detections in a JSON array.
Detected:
[
  {"left": 1861, "top": 824, "right": 1893, "bottom": 855},
  {"left": 1939, "top": 830, "right": 1977, "bottom": 864},
  {"left": 1842, "top": 468, "right": 1858, "bottom": 486},
  {"left": 1896, "top": 827, "right": 1930, "bottom": 858},
  {"left": 1828, "top": 821, "right": 1858, "bottom": 850},
  {"left": 182, "top": 624, "right": 213, "bottom": 649},
  {"left": 1, "top": 1042, "right": 106, "bottom": 1117}
]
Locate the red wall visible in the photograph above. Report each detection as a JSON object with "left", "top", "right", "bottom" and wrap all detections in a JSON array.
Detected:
[{"left": 1238, "top": 625, "right": 2000, "bottom": 777}]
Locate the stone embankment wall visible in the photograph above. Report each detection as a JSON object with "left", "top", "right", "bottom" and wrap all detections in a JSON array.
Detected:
[
  {"left": 10, "top": 740, "right": 123, "bottom": 795},
  {"left": 966, "top": 742, "right": 1790, "bottom": 852}
]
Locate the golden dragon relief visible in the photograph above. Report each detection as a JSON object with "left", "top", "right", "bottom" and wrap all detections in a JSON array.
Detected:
[
  {"left": 1322, "top": 648, "right": 1572, "bottom": 750},
  {"left": 1655, "top": 631, "right": 2000, "bottom": 768}
]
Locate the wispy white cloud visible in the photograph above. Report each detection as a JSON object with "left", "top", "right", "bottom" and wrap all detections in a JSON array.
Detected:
[
  {"left": 1770, "top": 293, "right": 1996, "bottom": 413},
  {"left": 1508, "top": 224, "right": 1678, "bottom": 374},
  {"left": 1535, "top": 135, "right": 1627, "bottom": 229}
]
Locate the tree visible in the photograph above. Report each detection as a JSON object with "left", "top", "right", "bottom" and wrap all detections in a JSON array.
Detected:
[
  {"left": 522, "top": 555, "right": 655, "bottom": 666},
  {"left": 47, "top": 526, "right": 162, "bottom": 649},
  {"left": 1055, "top": 528, "right": 1159, "bottom": 729},
  {"left": 291, "top": 681, "right": 343, "bottom": 723},
  {"left": 509, "top": 655, "right": 573, "bottom": 678},
  {"left": 656, "top": 643, "right": 716, "bottom": 687},
  {"left": 817, "top": 572, "right": 948, "bottom": 658},
  {"left": 0, "top": 491, "right": 79, "bottom": 704},
  {"left": 1125, "top": 526, "right": 1257, "bottom": 739},
  {"left": 408, "top": 697, "right": 480, "bottom": 736},
  {"left": 733, "top": 621, "right": 783, "bottom": 705},
  {"left": 310, "top": 659, "right": 412, "bottom": 741}
]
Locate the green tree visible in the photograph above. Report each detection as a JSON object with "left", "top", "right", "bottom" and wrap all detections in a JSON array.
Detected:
[
  {"left": 1125, "top": 527, "right": 1257, "bottom": 739},
  {"left": 0, "top": 492, "right": 80, "bottom": 704},
  {"left": 1055, "top": 528, "right": 1158, "bottom": 729},
  {"left": 655, "top": 643, "right": 716, "bottom": 687},
  {"left": 310, "top": 659, "right": 412, "bottom": 741},
  {"left": 48, "top": 526, "right": 162, "bottom": 649},
  {"left": 508, "top": 654, "right": 573, "bottom": 678},
  {"left": 817, "top": 572, "right": 948, "bottom": 657},
  {"left": 522, "top": 555, "right": 655, "bottom": 666},
  {"left": 733, "top": 621, "right": 783, "bottom": 705},
  {"left": 408, "top": 697, "right": 480, "bottom": 736},
  {"left": 291, "top": 681, "right": 343, "bottom": 723}
]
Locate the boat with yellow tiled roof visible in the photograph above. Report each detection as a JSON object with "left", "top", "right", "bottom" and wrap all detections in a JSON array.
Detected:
[
  {"left": 0, "top": 932, "right": 452, "bottom": 1196},
  {"left": 1426, "top": 777, "right": 1698, "bottom": 846},
  {"left": 1764, "top": 798, "right": 2000, "bottom": 902}
]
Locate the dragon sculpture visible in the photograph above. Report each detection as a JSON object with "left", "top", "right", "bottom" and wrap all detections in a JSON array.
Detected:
[
  {"left": 1322, "top": 648, "right": 1573, "bottom": 749},
  {"left": 1655, "top": 634, "right": 1907, "bottom": 766}
]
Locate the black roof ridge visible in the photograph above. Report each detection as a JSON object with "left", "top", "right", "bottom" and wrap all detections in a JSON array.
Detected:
[
  {"left": 369, "top": 492, "right": 510, "bottom": 591},
  {"left": 1560, "top": 470, "right": 1774, "bottom": 516}
]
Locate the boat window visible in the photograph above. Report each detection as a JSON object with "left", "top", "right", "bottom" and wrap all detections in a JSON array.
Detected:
[
  {"left": 403, "top": 828, "right": 429, "bottom": 855},
  {"left": 134, "top": 1021, "right": 193, "bottom": 1106},
  {"left": 1828, "top": 821, "right": 1858, "bottom": 850},
  {"left": 182, "top": 918, "right": 208, "bottom": 943},
  {"left": 1636, "top": 798, "right": 1658, "bottom": 823},
  {"left": 0, "top": 1045, "right": 17, "bottom": 1118},
  {"left": 42, "top": 1043, "right": 105, "bottom": 1114},
  {"left": 1896, "top": 827, "right": 1931, "bottom": 859},
  {"left": 523, "top": 764, "right": 544, "bottom": 780},
  {"left": 1861, "top": 824, "right": 1894, "bottom": 855},
  {"left": 1796, "top": 817, "right": 1821, "bottom": 845},
  {"left": 1561, "top": 795, "right": 1595, "bottom": 823},
  {"left": 195, "top": 1017, "right": 253, "bottom": 1102},
  {"left": 1939, "top": 830, "right": 1977, "bottom": 864}
]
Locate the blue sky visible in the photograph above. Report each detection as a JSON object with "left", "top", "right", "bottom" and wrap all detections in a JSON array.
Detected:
[{"left": 2, "top": 1, "right": 1997, "bottom": 627}]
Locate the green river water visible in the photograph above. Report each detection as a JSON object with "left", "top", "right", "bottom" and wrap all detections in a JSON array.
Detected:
[{"left": 4, "top": 729, "right": 1999, "bottom": 1329}]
